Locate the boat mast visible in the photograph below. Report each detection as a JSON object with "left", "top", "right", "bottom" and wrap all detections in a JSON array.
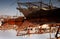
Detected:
[
  {"left": 17, "top": 0, "right": 22, "bottom": 9},
  {"left": 49, "top": 0, "right": 53, "bottom": 9},
  {"left": 40, "top": 0, "right": 42, "bottom": 9}
]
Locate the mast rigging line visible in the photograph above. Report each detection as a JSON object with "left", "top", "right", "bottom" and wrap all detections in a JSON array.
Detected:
[{"left": 17, "top": 1, "right": 53, "bottom": 8}]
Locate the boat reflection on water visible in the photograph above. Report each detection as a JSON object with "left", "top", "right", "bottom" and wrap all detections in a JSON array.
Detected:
[
  {"left": 0, "top": 29, "right": 56, "bottom": 39},
  {"left": 23, "top": 33, "right": 55, "bottom": 39}
]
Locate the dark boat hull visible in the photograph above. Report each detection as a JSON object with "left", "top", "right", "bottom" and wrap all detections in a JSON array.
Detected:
[{"left": 26, "top": 8, "right": 60, "bottom": 23}]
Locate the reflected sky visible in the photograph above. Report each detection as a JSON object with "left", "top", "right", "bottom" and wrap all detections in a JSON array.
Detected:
[
  {"left": 0, "top": 0, "right": 60, "bottom": 16},
  {"left": 0, "top": 30, "right": 56, "bottom": 39}
]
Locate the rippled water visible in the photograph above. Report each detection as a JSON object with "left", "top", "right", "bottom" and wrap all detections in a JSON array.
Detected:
[{"left": 0, "top": 29, "right": 56, "bottom": 39}]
